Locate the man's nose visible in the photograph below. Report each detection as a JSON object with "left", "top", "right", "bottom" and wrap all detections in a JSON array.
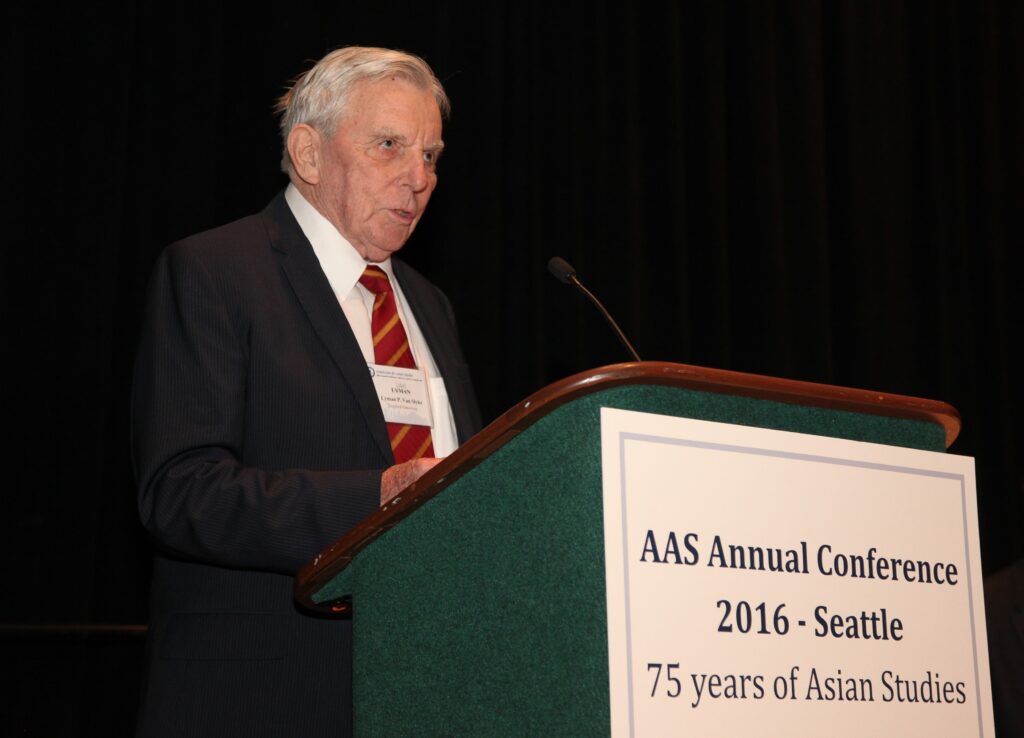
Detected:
[{"left": 403, "top": 154, "right": 430, "bottom": 192}]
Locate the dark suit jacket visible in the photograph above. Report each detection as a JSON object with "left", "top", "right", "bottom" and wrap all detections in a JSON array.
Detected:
[{"left": 132, "top": 192, "right": 481, "bottom": 738}]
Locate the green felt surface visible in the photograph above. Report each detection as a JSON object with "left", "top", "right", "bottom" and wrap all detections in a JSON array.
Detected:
[{"left": 316, "top": 385, "right": 944, "bottom": 736}]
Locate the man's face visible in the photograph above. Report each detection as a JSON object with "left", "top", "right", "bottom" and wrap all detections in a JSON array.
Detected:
[{"left": 312, "top": 77, "right": 443, "bottom": 262}]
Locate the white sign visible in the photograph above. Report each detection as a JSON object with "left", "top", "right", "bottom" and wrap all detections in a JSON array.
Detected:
[{"left": 600, "top": 407, "right": 993, "bottom": 738}]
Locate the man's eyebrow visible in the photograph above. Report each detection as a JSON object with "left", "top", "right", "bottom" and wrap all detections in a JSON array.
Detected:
[
  {"left": 366, "top": 130, "right": 444, "bottom": 152},
  {"left": 370, "top": 128, "right": 407, "bottom": 142}
]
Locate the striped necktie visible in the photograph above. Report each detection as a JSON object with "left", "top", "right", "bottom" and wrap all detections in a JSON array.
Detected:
[{"left": 358, "top": 265, "right": 435, "bottom": 463}]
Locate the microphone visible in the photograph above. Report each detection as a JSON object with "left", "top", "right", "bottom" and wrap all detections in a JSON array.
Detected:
[{"left": 547, "top": 256, "right": 642, "bottom": 362}]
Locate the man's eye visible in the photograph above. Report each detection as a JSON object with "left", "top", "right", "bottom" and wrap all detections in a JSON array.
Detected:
[{"left": 380, "top": 139, "right": 396, "bottom": 151}]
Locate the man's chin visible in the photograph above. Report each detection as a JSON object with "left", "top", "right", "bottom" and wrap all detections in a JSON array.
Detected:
[
  {"left": 354, "top": 221, "right": 419, "bottom": 262},
  {"left": 361, "top": 240, "right": 408, "bottom": 264}
]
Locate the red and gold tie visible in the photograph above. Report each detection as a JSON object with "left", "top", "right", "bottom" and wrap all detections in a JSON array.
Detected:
[{"left": 359, "top": 265, "right": 435, "bottom": 463}]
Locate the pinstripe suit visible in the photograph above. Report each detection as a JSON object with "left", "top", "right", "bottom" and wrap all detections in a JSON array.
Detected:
[{"left": 132, "top": 191, "right": 481, "bottom": 737}]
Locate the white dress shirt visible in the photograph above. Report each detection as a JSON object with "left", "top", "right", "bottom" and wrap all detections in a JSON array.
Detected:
[{"left": 285, "top": 184, "right": 459, "bottom": 457}]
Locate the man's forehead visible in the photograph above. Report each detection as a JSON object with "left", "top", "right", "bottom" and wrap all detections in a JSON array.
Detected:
[
  {"left": 340, "top": 79, "right": 443, "bottom": 138},
  {"left": 347, "top": 76, "right": 439, "bottom": 113}
]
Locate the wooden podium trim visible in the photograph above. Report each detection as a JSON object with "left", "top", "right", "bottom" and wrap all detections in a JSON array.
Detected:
[{"left": 294, "top": 361, "right": 960, "bottom": 612}]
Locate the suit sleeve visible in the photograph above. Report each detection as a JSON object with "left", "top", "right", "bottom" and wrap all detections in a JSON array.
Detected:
[{"left": 131, "top": 243, "right": 382, "bottom": 576}]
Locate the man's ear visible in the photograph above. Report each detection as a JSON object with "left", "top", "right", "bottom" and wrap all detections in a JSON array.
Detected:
[{"left": 287, "top": 124, "right": 322, "bottom": 185}]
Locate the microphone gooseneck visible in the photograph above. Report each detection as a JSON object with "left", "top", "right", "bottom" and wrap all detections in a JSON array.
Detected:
[{"left": 547, "top": 256, "right": 642, "bottom": 362}]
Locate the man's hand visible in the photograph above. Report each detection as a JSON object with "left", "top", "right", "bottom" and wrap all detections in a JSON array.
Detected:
[{"left": 380, "top": 457, "right": 444, "bottom": 505}]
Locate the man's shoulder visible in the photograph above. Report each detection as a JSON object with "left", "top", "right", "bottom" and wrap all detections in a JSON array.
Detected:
[
  {"left": 157, "top": 193, "right": 302, "bottom": 279},
  {"left": 178, "top": 212, "right": 265, "bottom": 247},
  {"left": 168, "top": 195, "right": 285, "bottom": 259},
  {"left": 146, "top": 195, "right": 303, "bottom": 303}
]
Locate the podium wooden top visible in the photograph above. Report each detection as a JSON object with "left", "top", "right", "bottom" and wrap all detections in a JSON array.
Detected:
[{"left": 294, "top": 361, "right": 960, "bottom": 612}]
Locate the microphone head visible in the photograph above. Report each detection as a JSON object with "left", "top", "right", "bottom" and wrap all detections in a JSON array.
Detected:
[{"left": 547, "top": 256, "right": 577, "bottom": 284}]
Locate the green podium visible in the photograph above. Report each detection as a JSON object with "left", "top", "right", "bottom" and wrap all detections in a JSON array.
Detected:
[{"left": 295, "top": 362, "right": 959, "bottom": 736}]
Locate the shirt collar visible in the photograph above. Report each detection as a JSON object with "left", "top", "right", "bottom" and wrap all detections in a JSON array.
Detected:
[{"left": 284, "top": 183, "right": 396, "bottom": 296}]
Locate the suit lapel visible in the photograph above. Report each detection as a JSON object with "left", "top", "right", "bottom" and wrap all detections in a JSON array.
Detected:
[
  {"left": 393, "top": 259, "right": 479, "bottom": 444},
  {"left": 261, "top": 193, "right": 393, "bottom": 462}
]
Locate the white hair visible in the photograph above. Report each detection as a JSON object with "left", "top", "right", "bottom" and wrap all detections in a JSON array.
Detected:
[{"left": 276, "top": 46, "right": 450, "bottom": 174}]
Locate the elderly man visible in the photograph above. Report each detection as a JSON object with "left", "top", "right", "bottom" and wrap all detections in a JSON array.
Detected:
[{"left": 132, "top": 47, "right": 481, "bottom": 737}]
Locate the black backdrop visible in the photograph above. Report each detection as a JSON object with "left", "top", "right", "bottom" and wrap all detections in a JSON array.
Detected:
[{"left": 3, "top": 2, "right": 1021, "bottom": 734}]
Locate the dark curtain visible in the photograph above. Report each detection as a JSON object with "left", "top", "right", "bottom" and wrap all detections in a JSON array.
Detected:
[{"left": 3, "top": 1, "right": 1020, "bottom": 733}]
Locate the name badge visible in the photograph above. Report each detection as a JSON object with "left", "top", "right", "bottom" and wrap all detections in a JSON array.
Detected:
[{"left": 369, "top": 364, "right": 433, "bottom": 427}]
